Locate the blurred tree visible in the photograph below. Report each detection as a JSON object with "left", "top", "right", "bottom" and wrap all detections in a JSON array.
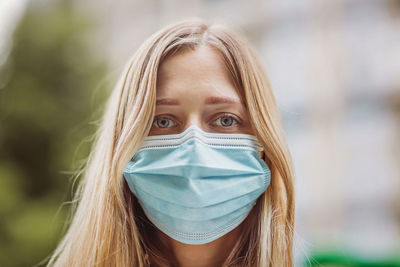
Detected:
[{"left": 0, "top": 0, "right": 111, "bottom": 266}]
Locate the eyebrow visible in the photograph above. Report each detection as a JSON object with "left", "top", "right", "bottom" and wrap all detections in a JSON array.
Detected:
[
  {"left": 156, "top": 96, "right": 243, "bottom": 106},
  {"left": 156, "top": 98, "right": 180, "bottom": 106}
]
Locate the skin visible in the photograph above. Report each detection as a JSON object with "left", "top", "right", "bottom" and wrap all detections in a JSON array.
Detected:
[{"left": 149, "top": 45, "right": 263, "bottom": 267}]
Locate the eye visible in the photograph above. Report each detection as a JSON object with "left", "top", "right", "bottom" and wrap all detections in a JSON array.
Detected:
[
  {"left": 152, "top": 116, "right": 177, "bottom": 128},
  {"left": 213, "top": 114, "right": 240, "bottom": 127}
]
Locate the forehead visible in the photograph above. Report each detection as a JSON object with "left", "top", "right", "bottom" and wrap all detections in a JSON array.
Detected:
[{"left": 156, "top": 45, "right": 241, "bottom": 99}]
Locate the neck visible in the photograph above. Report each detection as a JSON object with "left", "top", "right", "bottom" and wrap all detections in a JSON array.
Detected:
[{"left": 157, "top": 226, "right": 242, "bottom": 267}]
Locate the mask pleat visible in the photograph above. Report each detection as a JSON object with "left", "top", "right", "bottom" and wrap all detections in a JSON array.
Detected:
[
  {"left": 134, "top": 184, "right": 266, "bottom": 220},
  {"left": 125, "top": 172, "right": 269, "bottom": 208},
  {"left": 140, "top": 198, "right": 254, "bottom": 238}
]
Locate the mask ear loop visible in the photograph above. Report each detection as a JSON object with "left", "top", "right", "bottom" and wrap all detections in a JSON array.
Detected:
[
  {"left": 254, "top": 150, "right": 267, "bottom": 208},
  {"left": 261, "top": 150, "right": 266, "bottom": 160}
]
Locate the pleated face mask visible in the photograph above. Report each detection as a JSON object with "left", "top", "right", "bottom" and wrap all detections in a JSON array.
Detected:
[{"left": 123, "top": 125, "right": 271, "bottom": 245}]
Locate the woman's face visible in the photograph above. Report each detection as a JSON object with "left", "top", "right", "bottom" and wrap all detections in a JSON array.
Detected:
[
  {"left": 148, "top": 45, "right": 262, "bottom": 254},
  {"left": 151, "top": 45, "right": 254, "bottom": 136}
]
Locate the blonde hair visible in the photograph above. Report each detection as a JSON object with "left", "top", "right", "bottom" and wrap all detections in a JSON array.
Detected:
[{"left": 46, "top": 18, "right": 295, "bottom": 267}]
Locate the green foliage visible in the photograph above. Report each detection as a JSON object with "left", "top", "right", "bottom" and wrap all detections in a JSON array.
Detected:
[
  {"left": 303, "top": 246, "right": 400, "bottom": 267},
  {"left": 0, "top": 0, "right": 111, "bottom": 266}
]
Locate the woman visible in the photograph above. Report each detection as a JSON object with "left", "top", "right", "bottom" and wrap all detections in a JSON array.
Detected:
[{"left": 47, "top": 18, "right": 295, "bottom": 267}]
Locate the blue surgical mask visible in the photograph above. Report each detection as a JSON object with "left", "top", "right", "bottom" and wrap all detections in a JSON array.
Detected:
[{"left": 123, "top": 125, "right": 271, "bottom": 245}]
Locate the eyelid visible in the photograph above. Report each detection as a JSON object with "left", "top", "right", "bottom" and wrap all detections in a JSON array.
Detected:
[{"left": 153, "top": 114, "right": 178, "bottom": 121}]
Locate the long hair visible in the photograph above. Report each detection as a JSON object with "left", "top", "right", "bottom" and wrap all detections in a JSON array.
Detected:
[{"left": 46, "top": 18, "right": 295, "bottom": 267}]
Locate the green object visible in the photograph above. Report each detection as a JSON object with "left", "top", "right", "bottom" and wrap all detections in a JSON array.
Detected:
[{"left": 304, "top": 249, "right": 400, "bottom": 267}]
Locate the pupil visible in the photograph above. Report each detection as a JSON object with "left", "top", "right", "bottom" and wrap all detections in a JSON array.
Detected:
[
  {"left": 221, "top": 116, "right": 232, "bottom": 126},
  {"left": 158, "top": 118, "right": 168, "bottom": 128}
]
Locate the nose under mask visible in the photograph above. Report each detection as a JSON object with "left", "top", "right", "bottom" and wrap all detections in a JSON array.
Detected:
[{"left": 123, "top": 125, "right": 271, "bottom": 245}]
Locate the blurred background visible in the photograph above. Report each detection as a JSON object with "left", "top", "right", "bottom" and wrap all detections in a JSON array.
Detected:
[{"left": 0, "top": 0, "right": 399, "bottom": 266}]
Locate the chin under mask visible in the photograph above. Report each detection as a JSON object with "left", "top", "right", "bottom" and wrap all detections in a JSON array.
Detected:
[{"left": 123, "top": 125, "right": 271, "bottom": 245}]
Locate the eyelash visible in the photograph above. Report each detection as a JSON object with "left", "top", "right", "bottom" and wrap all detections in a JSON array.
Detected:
[{"left": 152, "top": 113, "right": 241, "bottom": 129}]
